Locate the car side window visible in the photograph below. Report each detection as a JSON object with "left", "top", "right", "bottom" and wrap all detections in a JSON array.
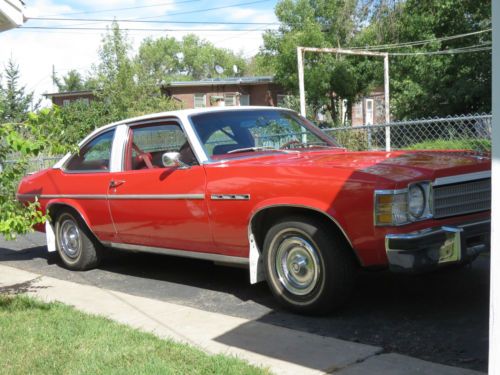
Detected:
[
  {"left": 65, "top": 129, "right": 115, "bottom": 172},
  {"left": 128, "top": 123, "right": 197, "bottom": 170}
]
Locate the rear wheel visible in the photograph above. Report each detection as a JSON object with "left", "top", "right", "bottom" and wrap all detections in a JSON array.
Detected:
[
  {"left": 55, "top": 209, "right": 101, "bottom": 270},
  {"left": 263, "top": 216, "right": 356, "bottom": 314}
]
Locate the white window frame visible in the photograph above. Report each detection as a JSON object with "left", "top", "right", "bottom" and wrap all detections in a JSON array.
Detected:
[
  {"left": 194, "top": 93, "right": 206, "bottom": 108},
  {"left": 62, "top": 99, "right": 71, "bottom": 107},
  {"left": 224, "top": 93, "right": 237, "bottom": 107},
  {"left": 365, "top": 98, "right": 374, "bottom": 125}
]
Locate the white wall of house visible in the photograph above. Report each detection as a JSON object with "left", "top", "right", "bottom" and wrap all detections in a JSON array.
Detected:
[{"left": 0, "top": 0, "right": 24, "bottom": 32}]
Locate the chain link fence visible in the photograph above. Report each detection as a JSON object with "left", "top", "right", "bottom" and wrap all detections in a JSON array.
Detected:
[
  {"left": 323, "top": 113, "right": 492, "bottom": 154},
  {"left": 2, "top": 156, "right": 62, "bottom": 174}
]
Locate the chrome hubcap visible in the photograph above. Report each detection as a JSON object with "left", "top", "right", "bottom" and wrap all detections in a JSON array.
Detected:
[
  {"left": 60, "top": 219, "right": 81, "bottom": 259},
  {"left": 276, "top": 235, "right": 320, "bottom": 296}
]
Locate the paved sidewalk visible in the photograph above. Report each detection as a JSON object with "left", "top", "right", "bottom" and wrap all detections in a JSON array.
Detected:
[{"left": 0, "top": 264, "right": 486, "bottom": 375}]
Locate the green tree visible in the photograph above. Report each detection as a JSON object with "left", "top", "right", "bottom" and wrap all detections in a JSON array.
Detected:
[
  {"left": 136, "top": 34, "right": 248, "bottom": 83},
  {"left": 245, "top": 55, "right": 275, "bottom": 77},
  {"left": 261, "top": 0, "right": 379, "bottom": 123},
  {"left": 52, "top": 69, "right": 91, "bottom": 92},
  {"left": 136, "top": 36, "right": 182, "bottom": 85},
  {"left": 389, "top": 0, "right": 491, "bottom": 118},
  {"left": 92, "top": 22, "right": 179, "bottom": 121},
  {"left": 0, "top": 59, "right": 38, "bottom": 123}
]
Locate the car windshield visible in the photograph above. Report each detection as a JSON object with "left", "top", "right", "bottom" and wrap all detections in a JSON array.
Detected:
[{"left": 189, "top": 109, "right": 340, "bottom": 159}]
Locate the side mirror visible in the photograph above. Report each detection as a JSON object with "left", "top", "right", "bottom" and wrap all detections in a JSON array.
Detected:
[{"left": 162, "top": 152, "right": 190, "bottom": 169}]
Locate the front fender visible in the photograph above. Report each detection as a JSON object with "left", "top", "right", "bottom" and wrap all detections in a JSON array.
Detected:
[
  {"left": 247, "top": 196, "right": 352, "bottom": 247},
  {"left": 246, "top": 197, "right": 353, "bottom": 285}
]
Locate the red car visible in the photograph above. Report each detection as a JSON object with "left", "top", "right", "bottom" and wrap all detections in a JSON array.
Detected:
[{"left": 17, "top": 107, "right": 491, "bottom": 313}]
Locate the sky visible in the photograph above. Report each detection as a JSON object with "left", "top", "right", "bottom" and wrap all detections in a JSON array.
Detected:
[{"left": 0, "top": 0, "right": 279, "bottom": 106}]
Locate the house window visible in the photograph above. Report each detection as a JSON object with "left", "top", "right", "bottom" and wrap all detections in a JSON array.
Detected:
[
  {"left": 62, "top": 99, "right": 71, "bottom": 107},
  {"left": 353, "top": 102, "right": 363, "bottom": 117},
  {"left": 224, "top": 93, "right": 236, "bottom": 106},
  {"left": 240, "top": 94, "right": 250, "bottom": 106},
  {"left": 194, "top": 93, "right": 206, "bottom": 108}
]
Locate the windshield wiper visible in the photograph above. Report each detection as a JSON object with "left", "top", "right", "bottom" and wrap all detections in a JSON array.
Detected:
[{"left": 227, "top": 146, "right": 277, "bottom": 154}]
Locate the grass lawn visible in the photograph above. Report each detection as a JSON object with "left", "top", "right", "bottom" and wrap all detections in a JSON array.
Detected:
[{"left": 0, "top": 294, "right": 271, "bottom": 375}]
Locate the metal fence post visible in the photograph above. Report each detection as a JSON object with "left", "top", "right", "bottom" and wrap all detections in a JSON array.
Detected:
[
  {"left": 297, "top": 47, "right": 306, "bottom": 118},
  {"left": 384, "top": 53, "right": 391, "bottom": 152}
]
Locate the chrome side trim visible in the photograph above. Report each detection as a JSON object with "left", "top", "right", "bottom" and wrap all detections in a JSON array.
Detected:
[
  {"left": 108, "top": 194, "right": 204, "bottom": 200},
  {"left": 211, "top": 194, "right": 250, "bottom": 200},
  {"left": 18, "top": 194, "right": 108, "bottom": 200},
  {"left": 103, "top": 242, "right": 249, "bottom": 266},
  {"left": 433, "top": 171, "right": 491, "bottom": 187},
  {"left": 17, "top": 193, "right": 205, "bottom": 200}
]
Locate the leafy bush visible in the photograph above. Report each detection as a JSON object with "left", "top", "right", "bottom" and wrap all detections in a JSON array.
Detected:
[
  {"left": 0, "top": 123, "right": 46, "bottom": 239},
  {"left": 407, "top": 138, "right": 491, "bottom": 153}
]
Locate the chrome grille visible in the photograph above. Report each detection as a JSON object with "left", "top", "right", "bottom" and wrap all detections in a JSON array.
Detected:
[{"left": 433, "top": 178, "right": 491, "bottom": 219}]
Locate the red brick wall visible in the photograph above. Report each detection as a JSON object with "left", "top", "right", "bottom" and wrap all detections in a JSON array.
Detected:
[
  {"left": 163, "top": 83, "right": 283, "bottom": 109},
  {"left": 51, "top": 93, "right": 95, "bottom": 107}
]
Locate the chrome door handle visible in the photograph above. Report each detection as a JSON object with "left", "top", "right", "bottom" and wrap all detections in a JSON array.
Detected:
[{"left": 109, "top": 180, "right": 126, "bottom": 188}]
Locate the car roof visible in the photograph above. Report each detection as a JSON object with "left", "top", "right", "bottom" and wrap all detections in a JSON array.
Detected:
[{"left": 95, "top": 106, "right": 294, "bottom": 134}]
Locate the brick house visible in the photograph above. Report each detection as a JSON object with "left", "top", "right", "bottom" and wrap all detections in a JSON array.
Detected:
[
  {"left": 44, "top": 76, "right": 284, "bottom": 110},
  {"left": 44, "top": 90, "right": 95, "bottom": 107},
  {"left": 351, "top": 86, "right": 386, "bottom": 126},
  {"left": 161, "top": 76, "right": 284, "bottom": 108}
]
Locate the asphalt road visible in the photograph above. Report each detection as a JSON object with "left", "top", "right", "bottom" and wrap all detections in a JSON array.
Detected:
[{"left": 0, "top": 232, "right": 490, "bottom": 372}]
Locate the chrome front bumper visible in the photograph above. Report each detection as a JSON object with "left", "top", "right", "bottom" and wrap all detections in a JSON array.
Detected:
[{"left": 385, "top": 220, "right": 490, "bottom": 273}]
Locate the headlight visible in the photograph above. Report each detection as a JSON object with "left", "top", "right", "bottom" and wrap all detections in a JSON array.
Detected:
[
  {"left": 408, "top": 184, "right": 426, "bottom": 218},
  {"left": 375, "top": 182, "right": 432, "bottom": 226}
]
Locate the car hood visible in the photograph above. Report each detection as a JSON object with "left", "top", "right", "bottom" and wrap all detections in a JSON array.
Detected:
[{"left": 225, "top": 149, "right": 491, "bottom": 184}]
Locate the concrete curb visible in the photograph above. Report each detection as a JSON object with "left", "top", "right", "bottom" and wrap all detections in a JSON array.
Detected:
[{"left": 0, "top": 264, "right": 486, "bottom": 375}]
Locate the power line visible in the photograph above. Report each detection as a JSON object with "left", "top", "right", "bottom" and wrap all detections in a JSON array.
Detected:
[
  {"left": 27, "top": 17, "right": 280, "bottom": 26},
  {"left": 18, "top": 26, "right": 275, "bottom": 32},
  {"left": 389, "top": 45, "right": 492, "bottom": 56},
  {"left": 127, "top": 0, "right": 273, "bottom": 21},
  {"left": 351, "top": 28, "right": 491, "bottom": 51},
  {"left": 34, "top": 0, "right": 275, "bottom": 30},
  {"left": 38, "top": 0, "right": 202, "bottom": 17}
]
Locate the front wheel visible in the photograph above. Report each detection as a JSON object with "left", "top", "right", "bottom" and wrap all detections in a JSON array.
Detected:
[
  {"left": 55, "top": 210, "right": 101, "bottom": 270},
  {"left": 263, "top": 216, "right": 356, "bottom": 314}
]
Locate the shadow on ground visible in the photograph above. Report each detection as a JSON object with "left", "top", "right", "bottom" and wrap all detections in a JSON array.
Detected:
[{"left": 0, "top": 241, "right": 490, "bottom": 372}]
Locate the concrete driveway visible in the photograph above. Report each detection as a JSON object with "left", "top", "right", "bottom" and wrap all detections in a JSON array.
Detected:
[{"left": 0, "top": 232, "right": 490, "bottom": 372}]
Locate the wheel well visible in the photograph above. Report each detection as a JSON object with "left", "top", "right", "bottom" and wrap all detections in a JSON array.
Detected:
[
  {"left": 47, "top": 203, "right": 76, "bottom": 223},
  {"left": 250, "top": 206, "right": 360, "bottom": 266},
  {"left": 47, "top": 203, "right": 101, "bottom": 244}
]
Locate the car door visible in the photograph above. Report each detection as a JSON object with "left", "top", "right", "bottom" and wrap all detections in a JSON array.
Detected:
[{"left": 108, "top": 119, "right": 216, "bottom": 253}]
